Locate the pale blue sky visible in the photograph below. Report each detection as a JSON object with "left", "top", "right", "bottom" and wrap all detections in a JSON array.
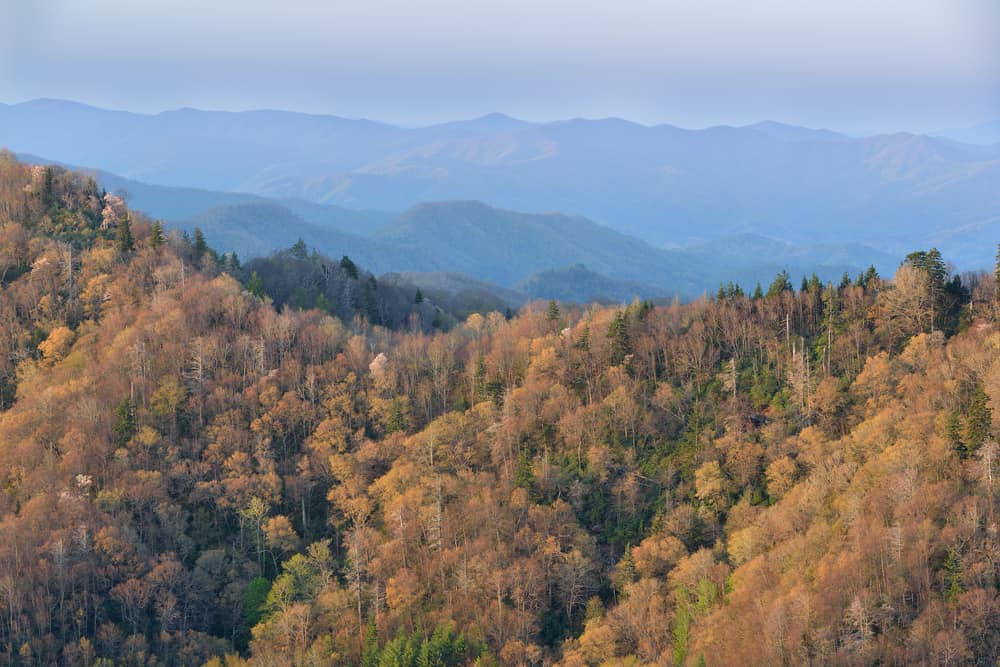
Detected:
[{"left": 2, "top": 0, "right": 998, "bottom": 132}]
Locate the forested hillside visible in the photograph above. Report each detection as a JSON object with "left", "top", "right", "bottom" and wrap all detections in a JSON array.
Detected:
[{"left": 1, "top": 153, "right": 998, "bottom": 665}]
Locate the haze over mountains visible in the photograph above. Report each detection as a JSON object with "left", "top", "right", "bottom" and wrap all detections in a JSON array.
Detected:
[{"left": 3, "top": 98, "right": 998, "bottom": 301}]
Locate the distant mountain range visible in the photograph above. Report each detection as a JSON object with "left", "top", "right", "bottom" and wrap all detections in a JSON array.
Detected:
[
  {"left": 14, "top": 151, "right": 902, "bottom": 303},
  {"left": 2, "top": 99, "right": 998, "bottom": 271},
  {"left": 934, "top": 120, "right": 1000, "bottom": 147}
]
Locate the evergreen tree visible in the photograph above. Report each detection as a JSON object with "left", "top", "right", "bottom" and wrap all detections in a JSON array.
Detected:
[
  {"left": 608, "top": 310, "right": 631, "bottom": 365},
  {"left": 943, "top": 548, "right": 964, "bottom": 605},
  {"left": 994, "top": 243, "right": 1000, "bottom": 321},
  {"left": 291, "top": 239, "right": 308, "bottom": 259},
  {"left": 150, "top": 220, "right": 164, "bottom": 248},
  {"left": 415, "top": 288, "right": 424, "bottom": 304},
  {"left": 945, "top": 409, "right": 965, "bottom": 457},
  {"left": 362, "top": 616, "right": 379, "bottom": 667},
  {"left": 246, "top": 271, "right": 264, "bottom": 298},
  {"left": 115, "top": 215, "right": 134, "bottom": 254},
  {"left": 112, "top": 398, "right": 136, "bottom": 448},
  {"left": 386, "top": 397, "right": 407, "bottom": 434},
  {"left": 193, "top": 227, "right": 208, "bottom": 260},
  {"left": 766, "top": 271, "right": 792, "bottom": 298},
  {"left": 808, "top": 273, "right": 822, "bottom": 294},
  {"left": 240, "top": 577, "right": 271, "bottom": 647},
  {"left": 547, "top": 299, "right": 560, "bottom": 322},
  {"left": 340, "top": 255, "right": 359, "bottom": 280},
  {"left": 857, "top": 265, "right": 879, "bottom": 289},
  {"left": 314, "top": 292, "right": 330, "bottom": 312},
  {"left": 839, "top": 272, "right": 852, "bottom": 289},
  {"left": 42, "top": 167, "right": 55, "bottom": 209},
  {"left": 752, "top": 282, "right": 763, "bottom": 300},
  {"left": 966, "top": 384, "right": 992, "bottom": 454}
]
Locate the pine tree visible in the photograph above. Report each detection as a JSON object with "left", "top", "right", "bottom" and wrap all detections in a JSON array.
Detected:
[
  {"left": 414, "top": 288, "right": 424, "bottom": 304},
  {"left": 752, "top": 282, "right": 763, "bottom": 300},
  {"left": 361, "top": 616, "right": 379, "bottom": 667},
  {"left": 547, "top": 299, "right": 560, "bottom": 322},
  {"left": 386, "top": 397, "right": 407, "bottom": 433},
  {"left": 315, "top": 292, "right": 330, "bottom": 312},
  {"left": 608, "top": 311, "right": 631, "bottom": 365},
  {"left": 193, "top": 227, "right": 208, "bottom": 260},
  {"left": 112, "top": 398, "right": 135, "bottom": 448},
  {"left": 42, "top": 167, "right": 55, "bottom": 209},
  {"left": 966, "top": 384, "right": 992, "bottom": 454},
  {"left": 943, "top": 548, "right": 964, "bottom": 605},
  {"left": 945, "top": 409, "right": 965, "bottom": 457},
  {"left": 246, "top": 271, "right": 264, "bottom": 298},
  {"left": 994, "top": 243, "right": 1000, "bottom": 323},
  {"left": 291, "top": 239, "right": 308, "bottom": 259},
  {"left": 150, "top": 220, "right": 164, "bottom": 248},
  {"left": 340, "top": 255, "right": 359, "bottom": 280},
  {"left": 115, "top": 215, "right": 134, "bottom": 254},
  {"left": 766, "top": 271, "right": 792, "bottom": 298}
]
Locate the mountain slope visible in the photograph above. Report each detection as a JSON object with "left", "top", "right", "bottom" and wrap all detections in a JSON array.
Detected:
[
  {"left": 371, "top": 200, "right": 700, "bottom": 290},
  {"left": 516, "top": 263, "right": 668, "bottom": 303}
]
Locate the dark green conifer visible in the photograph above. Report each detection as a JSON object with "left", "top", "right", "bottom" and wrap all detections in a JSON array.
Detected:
[
  {"left": 112, "top": 398, "right": 135, "bottom": 448},
  {"left": 116, "top": 215, "right": 134, "bottom": 254},
  {"left": 966, "top": 384, "right": 992, "bottom": 454},
  {"left": 766, "top": 270, "right": 792, "bottom": 298},
  {"left": 150, "top": 220, "right": 164, "bottom": 248},
  {"left": 340, "top": 255, "right": 359, "bottom": 280},
  {"left": 193, "top": 227, "right": 208, "bottom": 260},
  {"left": 247, "top": 271, "right": 264, "bottom": 297},
  {"left": 608, "top": 310, "right": 631, "bottom": 365}
]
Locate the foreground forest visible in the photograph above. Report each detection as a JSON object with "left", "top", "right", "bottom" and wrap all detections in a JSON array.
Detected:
[{"left": 0, "top": 153, "right": 998, "bottom": 665}]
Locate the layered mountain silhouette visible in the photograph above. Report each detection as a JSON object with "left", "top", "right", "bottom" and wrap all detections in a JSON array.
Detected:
[
  {"left": 14, "top": 149, "right": 898, "bottom": 302},
  {"left": 3, "top": 99, "right": 998, "bottom": 270}
]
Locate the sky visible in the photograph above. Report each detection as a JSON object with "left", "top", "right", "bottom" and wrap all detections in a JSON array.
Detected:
[{"left": 2, "top": 0, "right": 998, "bottom": 133}]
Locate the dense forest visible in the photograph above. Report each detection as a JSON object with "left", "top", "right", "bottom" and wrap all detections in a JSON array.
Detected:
[{"left": 0, "top": 152, "right": 998, "bottom": 665}]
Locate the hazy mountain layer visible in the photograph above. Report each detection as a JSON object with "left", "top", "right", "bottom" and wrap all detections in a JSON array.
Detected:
[{"left": 3, "top": 100, "right": 999, "bottom": 268}]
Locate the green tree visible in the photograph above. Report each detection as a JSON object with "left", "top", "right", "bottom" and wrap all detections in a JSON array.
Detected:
[
  {"left": 149, "top": 220, "right": 164, "bottom": 248},
  {"left": 766, "top": 270, "right": 792, "bottom": 298},
  {"left": 994, "top": 243, "right": 1000, "bottom": 323},
  {"left": 415, "top": 288, "right": 424, "bottom": 304},
  {"left": 608, "top": 310, "right": 631, "bottom": 365},
  {"left": 547, "top": 299, "right": 559, "bottom": 322},
  {"left": 943, "top": 548, "right": 964, "bottom": 605},
  {"left": 386, "top": 397, "right": 407, "bottom": 434},
  {"left": 315, "top": 292, "right": 330, "bottom": 312},
  {"left": 115, "top": 215, "right": 134, "bottom": 254},
  {"left": 242, "top": 577, "right": 271, "bottom": 633},
  {"left": 966, "top": 384, "right": 992, "bottom": 454},
  {"left": 247, "top": 271, "right": 264, "bottom": 298},
  {"left": 112, "top": 398, "right": 135, "bottom": 448},
  {"left": 193, "top": 227, "right": 208, "bottom": 260},
  {"left": 362, "top": 616, "right": 379, "bottom": 667},
  {"left": 42, "top": 167, "right": 55, "bottom": 209},
  {"left": 945, "top": 409, "right": 965, "bottom": 457},
  {"left": 341, "top": 255, "right": 359, "bottom": 280}
]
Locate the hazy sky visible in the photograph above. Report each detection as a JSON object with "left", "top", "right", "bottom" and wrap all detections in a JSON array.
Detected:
[{"left": 2, "top": 0, "right": 998, "bottom": 132}]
